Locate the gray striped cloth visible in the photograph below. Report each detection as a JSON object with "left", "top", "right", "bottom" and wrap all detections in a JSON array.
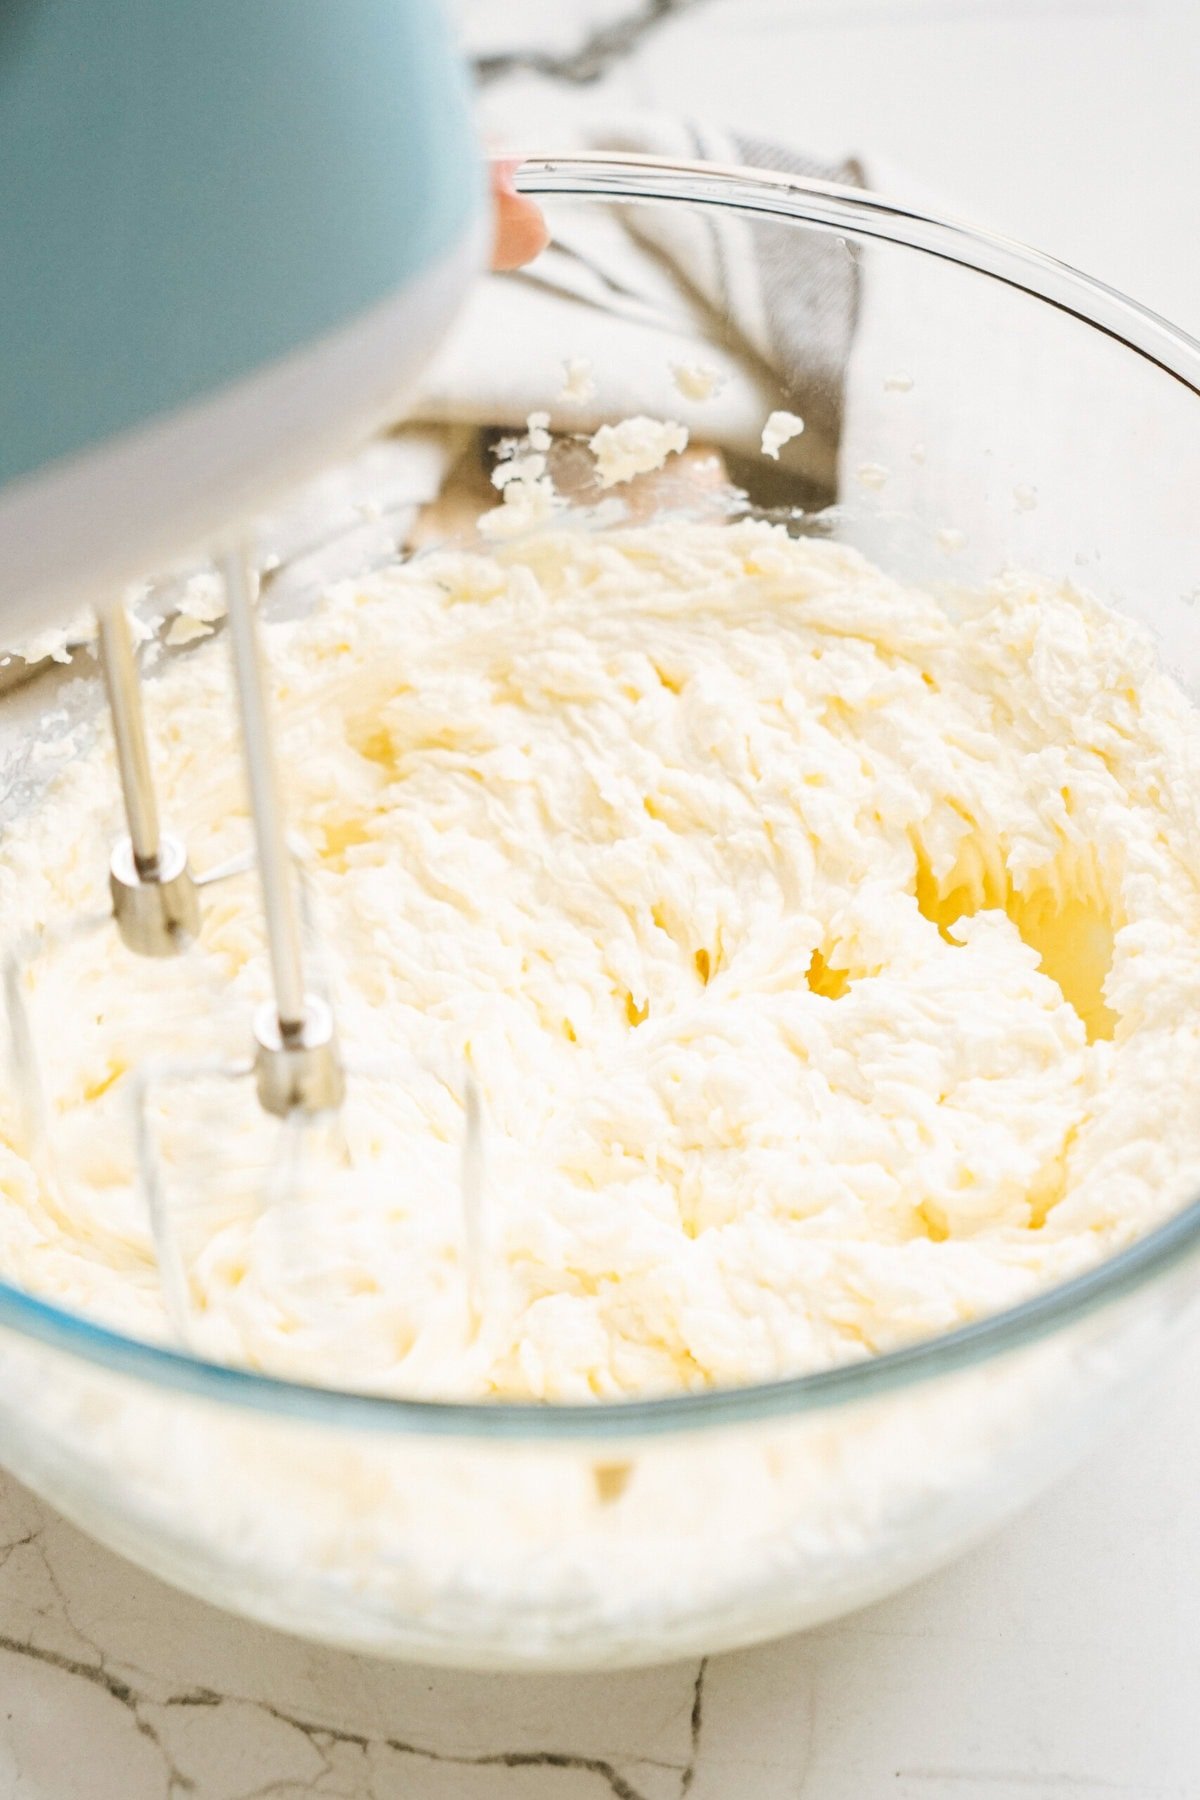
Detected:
[
  {"left": 501, "top": 115, "right": 865, "bottom": 508},
  {"left": 0, "top": 123, "right": 867, "bottom": 679}
]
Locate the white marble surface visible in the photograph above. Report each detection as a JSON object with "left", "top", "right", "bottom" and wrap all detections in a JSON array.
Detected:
[
  {"left": 8, "top": 2, "right": 1200, "bottom": 1795},
  {"left": 3, "top": 1339, "right": 1200, "bottom": 1799}
]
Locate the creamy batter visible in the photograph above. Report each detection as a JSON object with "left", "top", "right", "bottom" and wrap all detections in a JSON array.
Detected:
[{"left": 3, "top": 517, "right": 1200, "bottom": 1400}]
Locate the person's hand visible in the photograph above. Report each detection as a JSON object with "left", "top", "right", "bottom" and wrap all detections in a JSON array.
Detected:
[{"left": 490, "top": 158, "right": 549, "bottom": 271}]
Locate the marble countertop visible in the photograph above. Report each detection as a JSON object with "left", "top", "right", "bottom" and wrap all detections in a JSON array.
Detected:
[
  {"left": 4, "top": 1337, "right": 1200, "bottom": 1799},
  {"left": 7, "top": 2, "right": 1200, "bottom": 1795}
]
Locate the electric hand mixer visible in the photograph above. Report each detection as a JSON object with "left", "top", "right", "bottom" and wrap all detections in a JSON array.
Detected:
[{"left": 0, "top": 0, "right": 488, "bottom": 1336}]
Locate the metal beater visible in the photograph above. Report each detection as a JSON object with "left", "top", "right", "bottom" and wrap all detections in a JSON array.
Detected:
[
  {"left": 3, "top": 541, "right": 485, "bottom": 1341},
  {"left": 3, "top": 545, "right": 339, "bottom": 1326}
]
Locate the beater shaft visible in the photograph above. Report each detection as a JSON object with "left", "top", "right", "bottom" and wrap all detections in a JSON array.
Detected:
[
  {"left": 97, "top": 601, "right": 200, "bottom": 955},
  {"left": 97, "top": 604, "right": 160, "bottom": 875},
  {"left": 222, "top": 545, "right": 307, "bottom": 1033},
  {"left": 222, "top": 544, "right": 343, "bottom": 1116}
]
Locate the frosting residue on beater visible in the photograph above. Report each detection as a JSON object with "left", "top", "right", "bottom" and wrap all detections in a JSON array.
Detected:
[{"left": 2, "top": 519, "right": 1200, "bottom": 1401}]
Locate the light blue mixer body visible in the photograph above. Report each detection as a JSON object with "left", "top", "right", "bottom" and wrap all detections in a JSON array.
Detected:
[{"left": 0, "top": 0, "right": 486, "bottom": 632}]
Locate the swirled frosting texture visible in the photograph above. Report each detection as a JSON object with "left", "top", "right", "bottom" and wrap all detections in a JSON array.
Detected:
[{"left": 2, "top": 520, "right": 1199, "bottom": 1399}]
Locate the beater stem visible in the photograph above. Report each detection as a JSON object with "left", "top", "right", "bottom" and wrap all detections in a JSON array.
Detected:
[
  {"left": 222, "top": 543, "right": 307, "bottom": 1036},
  {"left": 222, "top": 543, "right": 343, "bottom": 1117},
  {"left": 97, "top": 601, "right": 200, "bottom": 955},
  {"left": 97, "top": 603, "right": 161, "bottom": 877}
]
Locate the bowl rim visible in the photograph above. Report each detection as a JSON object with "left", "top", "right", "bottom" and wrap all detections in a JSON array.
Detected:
[{"left": 6, "top": 152, "right": 1200, "bottom": 1441}]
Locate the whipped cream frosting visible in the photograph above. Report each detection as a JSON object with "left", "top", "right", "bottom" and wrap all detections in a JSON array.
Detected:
[{"left": 2, "top": 518, "right": 1199, "bottom": 1401}]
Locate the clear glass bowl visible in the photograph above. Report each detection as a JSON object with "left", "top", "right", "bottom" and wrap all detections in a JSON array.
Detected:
[{"left": 2, "top": 156, "right": 1200, "bottom": 1670}]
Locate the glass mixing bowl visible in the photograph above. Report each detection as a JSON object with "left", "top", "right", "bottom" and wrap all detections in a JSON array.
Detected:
[{"left": 1, "top": 156, "right": 1199, "bottom": 1670}]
